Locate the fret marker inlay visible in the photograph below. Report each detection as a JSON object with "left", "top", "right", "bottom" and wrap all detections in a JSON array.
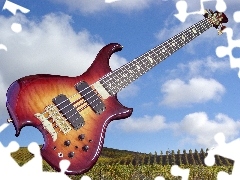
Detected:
[
  {"left": 192, "top": 28, "right": 197, "bottom": 34},
  {"left": 182, "top": 35, "right": 185, "bottom": 41},
  {"left": 147, "top": 57, "right": 153, "bottom": 63}
]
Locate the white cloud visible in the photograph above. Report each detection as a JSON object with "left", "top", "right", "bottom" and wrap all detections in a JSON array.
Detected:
[
  {"left": 117, "top": 111, "right": 240, "bottom": 149},
  {"left": 117, "top": 83, "right": 139, "bottom": 98},
  {"left": 172, "top": 0, "right": 237, "bottom": 13},
  {"left": 155, "top": 15, "right": 204, "bottom": 41},
  {"left": 0, "top": 13, "right": 128, "bottom": 124},
  {"left": 108, "top": 0, "right": 154, "bottom": 11},
  {"left": 205, "top": 57, "right": 229, "bottom": 71},
  {"left": 119, "top": 115, "right": 167, "bottom": 132},
  {"left": 51, "top": 0, "right": 156, "bottom": 14},
  {"left": 0, "top": 75, "right": 8, "bottom": 114},
  {"left": 186, "top": 57, "right": 229, "bottom": 76},
  {"left": 171, "top": 112, "right": 240, "bottom": 148},
  {"left": 166, "top": 57, "right": 229, "bottom": 79},
  {"left": 160, "top": 77, "right": 225, "bottom": 107}
]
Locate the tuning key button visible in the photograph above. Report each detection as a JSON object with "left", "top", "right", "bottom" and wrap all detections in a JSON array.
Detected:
[
  {"left": 68, "top": 152, "right": 75, "bottom": 158},
  {"left": 78, "top": 134, "right": 85, "bottom": 141},
  {"left": 82, "top": 145, "right": 89, "bottom": 152},
  {"left": 64, "top": 140, "right": 71, "bottom": 146}
]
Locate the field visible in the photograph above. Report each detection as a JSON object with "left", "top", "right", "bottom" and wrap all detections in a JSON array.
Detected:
[{"left": 11, "top": 146, "right": 233, "bottom": 179}]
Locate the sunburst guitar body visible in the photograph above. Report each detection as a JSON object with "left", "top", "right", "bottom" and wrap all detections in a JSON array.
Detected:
[{"left": 6, "top": 44, "right": 132, "bottom": 174}]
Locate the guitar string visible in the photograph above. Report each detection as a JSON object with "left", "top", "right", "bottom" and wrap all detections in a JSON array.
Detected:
[
  {"left": 45, "top": 17, "right": 212, "bottom": 122},
  {"left": 43, "top": 17, "right": 212, "bottom": 121},
  {"left": 49, "top": 29, "right": 213, "bottom": 134},
  {"left": 41, "top": 17, "right": 213, "bottom": 127},
  {"left": 99, "top": 18, "right": 212, "bottom": 93}
]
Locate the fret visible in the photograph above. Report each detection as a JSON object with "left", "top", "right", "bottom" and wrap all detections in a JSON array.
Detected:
[
  {"left": 100, "top": 17, "right": 215, "bottom": 95},
  {"left": 176, "top": 34, "right": 184, "bottom": 49},
  {"left": 107, "top": 79, "right": 116, "bottom": 93},
  {"left": 113, "top": 71, "right": 124, "bottom": 88},
  {"left": 113, "top": 72, "right": 120, "bottom": 85},
  {"left": 171, "top": 38, "right": 178, "bottom": 52},
  {"left": 137, "top": 57, "right": 148, "bottom": 73},
  {"left": 135, "top": 61, "right": 145, "bottom": 74},
  {"left": 103, "top": 75, "right": 118, "bottom": 94},
  {"left": 148, "top": 54, "right": 158, "bottom": 67},
  {"left": 122, "top": 65, "right": 134, "bottom": 86},
  {"left": 124, "top": 64, "right": 136, "bottom": 82},
  {"left": 147, "top": 54, "right": 156, "bottom": 66},
  {"left": 130, "top": 64, "right": 140, "bottom": 79},
  {"left": 168, "top": 38, "right": 177, "bottom": 54},
  {"left": 164, "top": 39, "right": 173, "bottom": 56},
  {"left": 128, "top": 64, "right": 138, "bottom": 79},
  {"left": 121, "top": 69, "right": 131, "bottom": 86},
  {"left": 179, "top": 34, "right": 185, "bottom": 46}
]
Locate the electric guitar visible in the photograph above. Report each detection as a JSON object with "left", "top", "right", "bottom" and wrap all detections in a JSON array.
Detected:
[{"left": 6, "top": 10, "right": 228, "bottom": 175}]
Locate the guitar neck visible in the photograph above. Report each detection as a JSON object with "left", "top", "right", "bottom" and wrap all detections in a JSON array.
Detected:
[{"left": 99, "top": 18, "right": 213, "bottom": 95}]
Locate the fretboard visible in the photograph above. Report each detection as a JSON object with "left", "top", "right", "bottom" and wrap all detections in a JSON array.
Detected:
[{"left": 100, "top": 18, "right": 213, "bottom": 96}]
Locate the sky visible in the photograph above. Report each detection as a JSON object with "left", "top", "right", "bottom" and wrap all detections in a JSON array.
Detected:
[{"left": 0, "top": 0, "right": 240, "bottom": 155}]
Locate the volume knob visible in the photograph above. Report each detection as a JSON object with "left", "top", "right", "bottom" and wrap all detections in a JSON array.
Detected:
[
  {"left": 64, "top": 140, "right": 71, "bottom": 146},
  {"left": 68, "top": 152, "right": 75, "bottom": 158},
  {"left": 78, "top": 134, "right": 85, "bottom": 141},
  {"left": 82, "top": 145, "right": 89, "bottom": 152}
]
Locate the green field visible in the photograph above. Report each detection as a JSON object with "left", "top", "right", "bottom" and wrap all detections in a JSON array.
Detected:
[{"left": 11, "top": 146, "right": 233, "bottom": 179}]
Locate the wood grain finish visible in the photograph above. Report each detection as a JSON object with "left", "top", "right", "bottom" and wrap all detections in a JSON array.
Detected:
[{"left": 6, "top": 43, "right": 133, "bottom": 175}]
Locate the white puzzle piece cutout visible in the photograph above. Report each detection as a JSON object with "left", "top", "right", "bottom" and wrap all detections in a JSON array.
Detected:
[
  {"left": 0, "top": 123, "right": 92, "bottom": 179},
  {"left": 205, "top": 132, "right": 240, "bottom": 180},
  {"left": 174, "top": 0, "right": 227, "bottom": 22}
]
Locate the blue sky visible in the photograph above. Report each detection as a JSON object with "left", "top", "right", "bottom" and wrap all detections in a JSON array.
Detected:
[{"left": 0, "top": 0, "right": 240, "bottom": 155}]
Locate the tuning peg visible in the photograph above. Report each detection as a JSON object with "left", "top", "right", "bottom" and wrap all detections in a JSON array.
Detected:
[
  {"left": 7, "top": 118, "right": 13, "bottom": 123},
  {"left": 217, "top": 24, "right": 227, "bottom": 35},
  {"left": 204, "top": 9, "right": 211, "bottom": 18},
  {"left": 220, "top": 25, "right": 226, "bottom": 31}
]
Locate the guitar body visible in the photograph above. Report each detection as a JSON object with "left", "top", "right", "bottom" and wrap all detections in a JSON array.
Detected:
[{"left": 6, "top": 43, "right": 133, "bottom": 174}]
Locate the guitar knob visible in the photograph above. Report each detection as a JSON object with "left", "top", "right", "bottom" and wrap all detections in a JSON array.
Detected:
[
  {"left": 78, "top": 134, "right": 85, "bottom": 141},
  {"left": 64, "top": 140, "right": 71, "bottom": 146},
  {"left": 82, "top": 145, "right": 89, "bottom": 152},
  {"left": 68, "top": 152, "right": 75, "bottom": 158}
]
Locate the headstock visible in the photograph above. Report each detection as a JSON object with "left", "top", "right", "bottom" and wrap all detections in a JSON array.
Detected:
[{"left": 203, "top": 9, "right": 228, "bottom": 35}]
